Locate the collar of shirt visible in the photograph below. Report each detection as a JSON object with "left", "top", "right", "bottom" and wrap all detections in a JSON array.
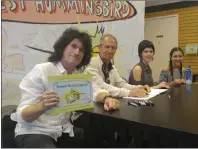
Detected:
[
  {"left": 140, "top": 60, "right": 150, "bottom": 72},
  {"left": 97, "top": 55, "right": 113, "bottom": 72},
  {"left": 56, "top": 61, "right": 79, "bottom": 74}
]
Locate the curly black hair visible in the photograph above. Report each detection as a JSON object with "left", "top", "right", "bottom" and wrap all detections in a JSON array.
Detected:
[{"left": 48, "top": 27, "right": 92, "bottom": 69}]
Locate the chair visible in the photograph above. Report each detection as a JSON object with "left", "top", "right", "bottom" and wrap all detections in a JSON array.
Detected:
[{"left": 2, "top": 105, "right": 17, "bottom": 148}]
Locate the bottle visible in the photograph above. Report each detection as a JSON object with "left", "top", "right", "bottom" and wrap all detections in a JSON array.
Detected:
[{"left": 185, "top": 65, "right": 192, "bottom": 85}]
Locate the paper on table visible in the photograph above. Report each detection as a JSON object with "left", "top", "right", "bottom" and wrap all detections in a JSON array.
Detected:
[{"left": 123, "top": 88, "right": 168, "bottom": 100}]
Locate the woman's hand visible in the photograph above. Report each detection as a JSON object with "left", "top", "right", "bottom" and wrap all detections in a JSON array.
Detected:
[
  {"left": 40, "top": 91, "right": 60, "bottom": 110},
  {"left": 181, "top": 79, "right": 186, "bottom": 84},
  {"left": 171, "top": 79, "right": 185, "bottom": 86},
  {"left": 104, "top": 97, "right": 120, "bottom": 111},
  {"left": 157, "top": 82, "right": 170, "bottom": 89}
]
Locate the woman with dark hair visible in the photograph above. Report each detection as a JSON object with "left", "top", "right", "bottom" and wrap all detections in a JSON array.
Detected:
[
  {"left": 11, "top": 28, "right": 120, "bottom": 148},
  {"left": 159, "top": 47, "right": 185, "bottom": 85},
  {"left": 128, "top": 40, "right": 169, "bottom": 89}
]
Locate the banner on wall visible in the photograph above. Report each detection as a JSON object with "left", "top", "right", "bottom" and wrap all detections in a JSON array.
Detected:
[{"left": 2, "top": 0, "right": 145, "bottom": 105}]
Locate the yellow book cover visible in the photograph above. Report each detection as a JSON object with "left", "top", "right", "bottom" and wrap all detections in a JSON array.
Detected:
[{"left": 48, "top": 74, "right": 93, "bottom": 115}]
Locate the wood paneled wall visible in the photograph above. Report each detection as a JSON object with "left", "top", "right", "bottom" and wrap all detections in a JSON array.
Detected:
[{"left": 145, "top": 6, "right": 198, "bottom": 74}]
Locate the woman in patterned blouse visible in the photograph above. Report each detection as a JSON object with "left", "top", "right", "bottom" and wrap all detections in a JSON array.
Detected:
[{"left": 159, "top": 47, "right": 185, "bottom": 85}]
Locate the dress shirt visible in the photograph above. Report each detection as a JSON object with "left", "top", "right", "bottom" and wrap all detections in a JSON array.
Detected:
[
  {"left": 10, "top": 61, "right": 106, "bottom": 141},
  {"left": 84, "top": 55, "right": 140, "bottom": 97}
]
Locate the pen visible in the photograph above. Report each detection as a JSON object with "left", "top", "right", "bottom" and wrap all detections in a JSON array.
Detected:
[
  {"left": 145, "top": 100, "right": 150, "bottom": 106},
  {"left": 148, "top": 100, "right": 154, "bottom": 106},
  {"left": 146, "top": 92, "right": 150, "bottom": 95},
  {"left": 135, "top": 101, "right": 141, "bottom": 106},
  {"left": 139, "top": 101, "right": 146, "bottom": 106},
  {"left": 128, "top": 102, "right": 138, "bottom": 107}
]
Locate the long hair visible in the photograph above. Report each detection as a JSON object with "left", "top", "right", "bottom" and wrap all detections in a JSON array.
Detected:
[
  {"left": 169, "top": 47, "right": 184, "bottom": 80},
  {"left": 48, "top": 27, "right": 92, "bottom": 69}
]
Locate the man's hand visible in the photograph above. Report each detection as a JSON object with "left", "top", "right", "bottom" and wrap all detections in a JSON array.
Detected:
[
  {"left": 22, "top": 91, "right": 60, "bottom": 122},
  {"left": 139, "top": 85, "right": 151, "bottom": 92},
  {"left": 129, "top": 85, "right": 151, "bottom": 97},
  {"left": 104, "top": 97, "right": 120, "bottom": 111},
  {"left": 129, "top": 88, "right": 148, "bottom": 98},
  {"left": 39, "top": 91, "right": 60, "bottom": 110}
]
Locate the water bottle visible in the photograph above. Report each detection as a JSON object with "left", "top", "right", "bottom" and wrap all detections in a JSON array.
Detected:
[{"left": 185, "top": 65, "right": 192, "bottom": 85}]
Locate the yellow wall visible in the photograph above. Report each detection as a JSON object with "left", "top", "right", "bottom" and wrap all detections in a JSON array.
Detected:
[{"left": 145, "top": 6, "right": 198, "bottom": 74}]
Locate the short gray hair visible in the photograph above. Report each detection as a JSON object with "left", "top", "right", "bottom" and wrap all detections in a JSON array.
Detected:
[{"left": 99, "top": 34, "right": 118, "bottom": 46}]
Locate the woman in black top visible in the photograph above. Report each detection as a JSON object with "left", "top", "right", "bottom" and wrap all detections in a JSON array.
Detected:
[{"left": 128, "top": 40, "right": 169, "bottom": 89}]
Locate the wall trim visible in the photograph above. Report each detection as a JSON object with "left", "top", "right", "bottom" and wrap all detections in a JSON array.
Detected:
[
  {"left": 145, "top": 14, "right": 179, "bottom": 20},
  {"left": 146, "top": 1, "right": 198, "bottom": 13}
]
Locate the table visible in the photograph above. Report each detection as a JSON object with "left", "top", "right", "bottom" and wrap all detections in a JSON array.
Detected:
[{"left": 82, "top": 84, "right": 198, "bottom": 147}]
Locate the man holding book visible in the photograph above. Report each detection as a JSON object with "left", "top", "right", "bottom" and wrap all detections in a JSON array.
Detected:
[{"left": 10, "top": 28, "right": 120, "bottom": 148}]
